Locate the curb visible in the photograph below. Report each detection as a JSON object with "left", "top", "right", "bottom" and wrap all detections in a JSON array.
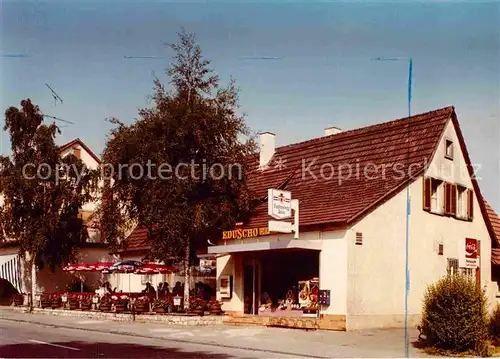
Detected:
[{"left": 0, "top": 313, "right": 327, "bottom": 359}]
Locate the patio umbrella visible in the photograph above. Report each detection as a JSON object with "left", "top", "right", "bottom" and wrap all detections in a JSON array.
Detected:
[
  {"left": 134, "top": 263, "right": 174, "bottom": 275},
  {"left": 62, "top": 262, "right": 114, "bottom": 292}
]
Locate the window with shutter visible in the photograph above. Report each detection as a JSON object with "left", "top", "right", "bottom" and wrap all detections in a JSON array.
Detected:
[
  {"left": 467, "top": 189, "right": 474, "bottom": 221},
  {"left": 430, "top": 178, "right": 443, "bottom": 213},
  {"left": 444, "top": 183, "right": 451, "bottom": 215},
  {"left": 450, "top": 184, "right": 457, "bottom": 216},
  {"left": 423, "top": 177, "right": 432, "bottom": 211},
  {"left": 456, "top": 186, "right": 467, "bottom": 219}
]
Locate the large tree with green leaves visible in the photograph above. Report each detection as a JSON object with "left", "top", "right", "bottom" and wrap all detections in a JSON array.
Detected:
[
  {"left": 0, "top": 99, "right": 99, "bottom": 303},
  {"left": 99, "top": 29, "right": 256, "bottom": 308}
]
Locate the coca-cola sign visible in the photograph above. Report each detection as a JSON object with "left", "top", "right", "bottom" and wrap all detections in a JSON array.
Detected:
[{"left": 465, "top": 238, "right": 478, "bottom": 259}]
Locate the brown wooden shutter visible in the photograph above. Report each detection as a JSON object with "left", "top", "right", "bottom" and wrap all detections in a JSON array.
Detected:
[
  {"left": 467, "top": 189, "right": 474, "bottom": 220},
  {"left": 423, "top": 178, "right": 431, "bottom": 211},
  {"left": 444, "top": 183, "right": 451, "bottom": 215},
  {"left": 450, "top": 184, "right": 457, "bottom": 216}
]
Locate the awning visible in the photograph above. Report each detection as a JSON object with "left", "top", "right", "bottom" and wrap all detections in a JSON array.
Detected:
[
  {"left": 208, "top": 239, "right": 322, "bottom": 255},
  {"left": 0, "top": 254, "right": 22, "bottom": 292}
]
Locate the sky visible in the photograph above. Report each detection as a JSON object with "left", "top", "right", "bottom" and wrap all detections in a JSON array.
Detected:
[{"left": 1, "top": 0, "right": 499, "bottom": 210}]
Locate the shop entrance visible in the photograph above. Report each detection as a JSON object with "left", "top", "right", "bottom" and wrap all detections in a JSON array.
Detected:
[{"left": 243, "top": 249, "right": 319, "bottom": 317}]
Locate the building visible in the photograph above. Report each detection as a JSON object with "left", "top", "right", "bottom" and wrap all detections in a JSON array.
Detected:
[
  {"left": 112, "top": 226, "right": 216, "bottom": 293},
  {"left": 208, "top": 106, "right": 499, "bottom": 330},
  {"left": 0, "top": 138, "right": 114, "bottom": 296}
]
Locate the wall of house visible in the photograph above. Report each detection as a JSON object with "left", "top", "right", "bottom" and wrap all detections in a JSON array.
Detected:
[
  {"left": 61, "top": 144, "right": 100, "bottom": 213},
  {"left": 347, "top": 119, "right": 495, "bottom": 329},
  {"left": 214, "top": 230, "right": 349, "bottom": 316},
  {"left": 0, "top": 246, "right": 114, "bottom": 294}
]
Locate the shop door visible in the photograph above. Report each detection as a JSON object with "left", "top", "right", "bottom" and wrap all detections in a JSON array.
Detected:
[{"left": 243, "top": 262, "right": 259, "bottom": 315}]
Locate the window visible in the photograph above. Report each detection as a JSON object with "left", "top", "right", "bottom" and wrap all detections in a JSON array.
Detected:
[
  {"left": 438, "top": 243, "right": 444, "bottom": 255},
  {"left": 445, "top": 139, "right": 454, "bottom": 160},
  {"left": 457, "top": 186, "right": 467, "bottom": 219},
  {"left": 431, "top": 179, "right": 444, "bottom": 213},
  {"left": 355, "top": 232, "right": 363, "bottom": 245},
  {"left": 423, "top": 177, "right": 444, "bottom": 213},
  {"left": 447, "top": 258, "right": 458, "bottom": 276},
  {"left": 461, "top": 268, "right": 475, "bottom": 279},
  {"left": 141, "top": 274, "right": 152, "bottom": 285}
]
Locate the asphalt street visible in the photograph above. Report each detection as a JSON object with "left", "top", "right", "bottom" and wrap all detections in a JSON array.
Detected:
[{"left": 0, "top": 319, "right": 301, "bottom": 358}]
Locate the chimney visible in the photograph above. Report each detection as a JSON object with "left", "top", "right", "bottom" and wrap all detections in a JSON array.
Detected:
[
  {"left": 259, "top": 132, "right": 275, "bottom": 167},
  {"left": 324, "top": 126, "right": 342, "bottom": 136}
]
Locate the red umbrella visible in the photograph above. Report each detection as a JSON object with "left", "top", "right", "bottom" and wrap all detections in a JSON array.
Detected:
[
  {"left": 62, "top": 262, "right": 114, "bottom": 272},
  {"left": 134, "top": 263, "right": 174, "bottom": 274}
]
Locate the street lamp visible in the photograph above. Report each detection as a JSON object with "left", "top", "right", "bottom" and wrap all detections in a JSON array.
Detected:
[{"left": 372, "top": 56, "right": 413, "bottom": 358}]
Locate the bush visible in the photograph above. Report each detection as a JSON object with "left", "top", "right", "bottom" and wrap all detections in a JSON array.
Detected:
[
  {"left": 420, "top": 274, "right": 489, "bottom": 355},
  {"left": 489, "top": 305, "right": 500, "bottom": 339}
]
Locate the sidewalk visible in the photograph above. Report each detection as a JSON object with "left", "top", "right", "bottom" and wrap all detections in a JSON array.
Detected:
[{"left": 0, "top": 307, "right": 429, "bottom": 358}]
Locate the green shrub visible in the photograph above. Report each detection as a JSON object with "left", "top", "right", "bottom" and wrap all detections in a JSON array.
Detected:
[
  {"left": 420, "top": 274, "right": 489, "bottom": 354},
  {"left": 489, "top": 305, "right": 500, "bottom": 339}
]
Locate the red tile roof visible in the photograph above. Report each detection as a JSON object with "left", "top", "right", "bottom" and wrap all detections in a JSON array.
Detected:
[
  {"left": 120, "top": 106, "right": 499, "bottom": 255},
  {"left": 485, "top": 201, "right": 500, "bottom": 247},
  {"left": 59, "top": 138, "right": 101, "bottom": 164},
  {"left": 244, "top": 106, "right": 453, "bottom": 229}
]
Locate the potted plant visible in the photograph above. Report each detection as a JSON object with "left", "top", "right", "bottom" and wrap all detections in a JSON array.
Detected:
[
  {"left": 40, "top": 295, "right": 51, "bottom": 309},
  {"left": 51, "top": 294, "right": 62, "bottom": 309},
  {"left": 80, "top": 295, "right": 92, "bottom": 311},
  {"left": 189, "top": 297, "right": 206, "bottom": 316},
  {"left": 99, "top": 294, "right": 112, "bottom": 312},
  {"left": 113, "top": 295, "right": 129, "bottom": 313},
  {"left": 68, "top": 294, "right": 80, "bottom": 310},
  {"left": 208, "top": 300, "right": 223, "bottom": 315},
  {"left": 12, "top": 293, "right": 24, "bottom": 306},
  {"left": 152, "top": 297, "right": 172, "bottom": 314},
  {"left": 134, "top": 296, "right": 150, "bottom": 314}
]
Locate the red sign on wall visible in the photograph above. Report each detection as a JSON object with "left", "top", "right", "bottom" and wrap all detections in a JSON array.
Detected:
[{"left": 465, "top": 238, "right": 478, "bottom": 259}]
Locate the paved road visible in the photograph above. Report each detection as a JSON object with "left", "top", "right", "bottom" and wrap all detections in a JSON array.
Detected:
[{"left": 0, "top": 319, "right": 301, "bottom": 358}]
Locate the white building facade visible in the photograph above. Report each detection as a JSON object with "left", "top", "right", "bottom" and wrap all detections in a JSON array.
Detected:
[{"left": 209, "top": 107, "right": 498, "bottom": 330}]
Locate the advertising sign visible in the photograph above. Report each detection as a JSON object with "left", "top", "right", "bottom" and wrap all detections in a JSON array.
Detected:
[
  {"left": 268, "top": 189, "right": 292, "bottom": 220},
  {"left": 459, "top": 238, "right": 479, "bottom": 268}
]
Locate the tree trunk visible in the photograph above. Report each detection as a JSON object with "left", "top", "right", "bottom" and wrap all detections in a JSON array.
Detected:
[
  {"left": 183, "top": 236, "right": 190, "bottom": 310},
  {"left": 31, "top": 255, "right": 37, "bottom": 307}
]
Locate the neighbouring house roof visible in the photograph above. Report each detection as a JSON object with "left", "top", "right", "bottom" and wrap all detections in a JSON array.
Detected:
[
  {"left": 0, "top": 138, "right": 102, "bottom": 247},
  {"left": 119, "top": 106, "right": 499, "bottom": 255},
  {"left": 59, "top": 138, "right": 101, "bottom": 164},
  {"left": 486, "top": 201, "right": 500, "bottom": 265}
]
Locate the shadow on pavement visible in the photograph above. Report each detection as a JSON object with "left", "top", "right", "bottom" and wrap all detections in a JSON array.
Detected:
[{"left": 0, "top": 341, "right": 236, "bottom": 358}]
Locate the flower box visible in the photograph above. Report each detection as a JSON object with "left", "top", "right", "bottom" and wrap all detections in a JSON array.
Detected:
[
  {"left": 81, "top": 303, "right": 92, "bottom": 311},
  {"left": 69, "top": 301, "right": 80, "bottom": 310},
  {"left": 99, "top": 303, "right": 112, "bottom": 312},
  {"left": 51, "top": 300, "right": 62, "bottom": 309},
  {"left": 115, "top": 304, "right": 127, "bottom": 313}
]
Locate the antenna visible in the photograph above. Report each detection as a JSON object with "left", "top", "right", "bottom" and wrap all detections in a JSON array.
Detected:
[
  {"left": 45, "top": 83, "right": 63, "bottom": 106},
  {"left": 43, "top": 115, "right": 75, "bottom": 125}
]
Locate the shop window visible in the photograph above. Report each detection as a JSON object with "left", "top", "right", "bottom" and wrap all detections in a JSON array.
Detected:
[
  {"left": 445, "top": 139, "right": 454, "bottom": 160},
  {"left": 141, "top": 274, "right": 152, "bottom": 285},
  {"left": 447, "top": 258, "right": 458, "bottom": 276}
]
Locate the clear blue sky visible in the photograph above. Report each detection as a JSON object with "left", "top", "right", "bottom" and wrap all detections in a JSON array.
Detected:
[{"left": 1, "top": 1, "right": 499, "bottom": 210}]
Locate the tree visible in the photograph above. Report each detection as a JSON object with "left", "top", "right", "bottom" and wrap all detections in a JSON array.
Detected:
[
  {"left": 0, "top": 99, "right": 98, "bottom": 304},
  {"left": 99, "top": 28, "right": 256, "bottom": 309}
]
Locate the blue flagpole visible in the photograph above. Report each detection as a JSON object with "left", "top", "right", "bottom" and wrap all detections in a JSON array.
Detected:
[{"left": 404, "top": 56, "right": 413, "bottom": 359}]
